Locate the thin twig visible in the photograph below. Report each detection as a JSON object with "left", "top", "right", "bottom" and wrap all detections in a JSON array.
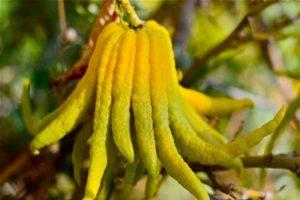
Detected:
[
  {"left": 57, "top": 0, "right": 67, "bottom": 40},
  {"left": 1, "top": 148, "right": 299, "bottom": 199},
  {"left": 235, "top": 12, "right": 300, "bottom": 45},
  {"left": 189, "top": 152, "right": 300, "bottom": 177},
  {"left": 207, "top": 171, "right": 237, "bottom": 199},
  {"left": 32, "top": 164, "right": 56, "bottom": 200},
  {"left": 265, "top": 93, "right": 300, "bottom": 154},
  {"left": 51, "top": 0, "right": 116, "bottom": 91},
  {"left": 0, "top": 151, "right": 30, "bottom": 186},
  {"left": 57, "top": 0, "right": 67, "bottom": 72},
  {"left": 89, "top": 0, "right": 116, "bottom": 49},
  {"left": 181, "top": 0, "right": 279, "bottom": 86}
]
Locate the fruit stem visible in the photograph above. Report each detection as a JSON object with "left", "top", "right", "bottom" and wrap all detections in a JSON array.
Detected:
[{"left": 115, "top": 0, "right": 144, "bottom": 28}]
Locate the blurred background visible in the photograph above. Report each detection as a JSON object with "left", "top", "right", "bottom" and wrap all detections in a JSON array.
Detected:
[{"left": 0, "top": 0, "right": 299, "bottom": 199}]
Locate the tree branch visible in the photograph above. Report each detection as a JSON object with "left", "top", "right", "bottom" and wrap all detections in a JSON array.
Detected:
[
  {"left": 1, "top": 147, "right": 299, "bottom": 200},
  {"left": 57, "top": 0, "right": 67, "bottom": 40},
  {"left": 189, "top": 152, "right": 300, "bottom": 177},
  {"left": 50, "top": 0, "right": 116, "bottom": 91},
  {"left": 242, "top": 153, "right": 300, "bottom": 174},
  {"left": 0, "top": 151, "right": 30, "bottom": 186},
  {"left": 181, "top": 0, "right": 279, "bottom": 86}
]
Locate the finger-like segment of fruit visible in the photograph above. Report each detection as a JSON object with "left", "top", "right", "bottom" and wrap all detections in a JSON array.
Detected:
[
  {"left": 145, "top": 171, "right": 160, "bottom": 199},
  {"left": 167, "top": 79, "right": 241, "bottom": 168},
  {"left": 147, "top": 27, "right": 209, "bottom": 200},
  {"left": 182, "top": 99, "right": 228, "bottom": 144},
  {"left": 152, "top": 23, "right": 240, "bottom": 170},
  {"left": 38, "top": 23, "right": 122, "bottom": 133},
  {"left": 30, "top": 23, "right": 122, "bottom": 153},
  {"left": 146, "top": 20, "right": 227, "bottom": 145},
  {"left": 36, "top": 107, "right": 63, "bottom": 132},
  {"left": 169, "top": 101, "right": 241, "bottom": 169},
  {"left": 264, "top": 94, "right": 300, "bottom": 154},
  {"left": 180, "top": 87, "right": 253, "bottom": 116},
  {"left": 145, "top": 160, "right": 161, "bottom": 199},
  {"left": 21, "top": 78, "right": 66, "bottom": 135},
  {"left": 111, "top": 30, "right": 136, "bottom": 163},
  {"left": 121, "top": 159, "right": 139, "bottom": 199},
  {"left": 226, "top": 107, "right": 286, "bottom": 157},
  {"left": 146, "top": 20, "right": 170, "bottom": 38},
  {"left": 31, "top": 62, "right": 94, "bottom": 153},
  {"left": 72, "top": 121, "right": 92, "bottom": 185},
  {"left": 132, "top": 29, "right": 159, "bottom": 180},
  {"left": 96, "top": 133, "right": 121, "bottom": 200},
  {"left": 21, "top": 77, "right": 38, "bottom": 134},
  {"left": 260, "top": 95, "right": 299, "bottom": 185},
  {"left": 84, "top": 31, "right": 123, "bottom": 200}
]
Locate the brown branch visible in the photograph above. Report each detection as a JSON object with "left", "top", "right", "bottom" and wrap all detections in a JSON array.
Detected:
[
  {"left": 231, "top": 13, "right": 299, "bottom": 48},
  {"left": 210, "top": 185, "right": 270, "bottom": 200},
  {"left": 89, "top": 0, "right": 116, "bottom": 48},
  {"left": 0, "top": 150, "right": 30, "bottom": 186},
  {"left": 57, "top": 0, "right": 67, "bottom": 40},
  {"left": 4, "top": 151, "right": 298, "bottom": 185},
  {"left": 50, "top": 0, "right": 116, "bottom": 91},
  {"left": 253, "top": 13, "right": 300, "bottom": 40},
  {"left": 189, "top": 152, "right": 300, "bottom": 177},
  {"left": 242, "top": 153, "right": 300, "bottom": 174},
  {"left": 181, "top": 0, "right": 279, "bottom": 86},
  {"left": 1, "top": 148, "right": 299, "bottom": 199},
  {"left": 32, "top": 164, "right": 56, "bottom": 200},
  {"left": 207, "top": 171, "right": 237, "bottom": 199},
  {"left": 0, "top": 143, "right": 75, "bottom": 198}
]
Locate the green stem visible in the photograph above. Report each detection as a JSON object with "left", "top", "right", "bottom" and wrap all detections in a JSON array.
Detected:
[{"left": 115, "top": 0, "right": 144, "bottom": 28}]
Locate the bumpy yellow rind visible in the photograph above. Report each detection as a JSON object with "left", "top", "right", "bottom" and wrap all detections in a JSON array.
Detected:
[
  {"left": 226, "top": 107, "right": 286, "bottom": 157},
  {"left": 30, "top": 23, "right": 122, "bottom": 153},
  {"left": 132, "top": 28, "right": 160, "bottom": 185},
  {"left": 180, "top": 86, "right": 253, "bottom": 116},
  {"left": 84, "top": 27, "right": 124, "bottom": 200},
  {"left": 111, "top": 29, "right": 136, "bottom": 163},
  {"left": 152, "top": 22, "right": 241, "bottom": 170},
  {"left": 146, "top": 25, "right": 210, "bottom": 200}
]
